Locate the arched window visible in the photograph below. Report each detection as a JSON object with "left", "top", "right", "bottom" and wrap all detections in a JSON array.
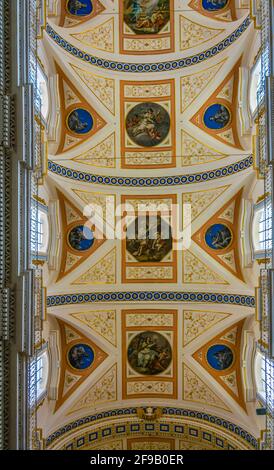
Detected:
[
  {"left": 37, "top": 62, "right": 49, "bottom": 122},
  {"left": 35, "top": 350, "right": 49, "bottom": 400},
  {"left": 255, "top": 352, "right": 274, "bottom": 411},
  {"left": 255, "top": 351, "right": 266, "bottom": 403},
  {"left": 31, "top": 207, "right": 49, "bottom": 256},
  {"left": 252, "top": 199, "right": 272, "bottom": 258},
  {"left": 29, "top": 349, "right": 49, "bottom": 407},
  {"left": 249, "top": 56, "right": 263, "bottom": 116}
]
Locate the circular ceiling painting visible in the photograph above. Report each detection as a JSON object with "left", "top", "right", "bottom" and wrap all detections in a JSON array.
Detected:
[
  {"left": 123, "top": 0, "right": 170, "bottom": 35},
  {"left": 67, "top": 108, "right": 93, "bottom": 134},
  {"left": 206, "top": 344, "right": 234, "bottom": 371},
  {"left": 126, "top": 215, "right": 172, "bottom": 262},
  {"left": 66, "top": 0, "right": 93, "bottom": 16},
  {"left": 68, "top": 343, "right": 94, "bottom": 370},
  {"left": 202, "top": 0, "right": 228, "bottom": 10},
  {"left": 68, "top": 225, "right": 94, "bottom": 251},
  {"left": 203, "top": 103, "right": 230, "bottom": 129},
  {"left": 127, "top": 331, "right": 172, "bottom": 375},
  {"left": 126, "top": 102, "right": 170, "bottom": 147},
  {"left": 205, "top": 223, "right": 232, "bottom": 250}
]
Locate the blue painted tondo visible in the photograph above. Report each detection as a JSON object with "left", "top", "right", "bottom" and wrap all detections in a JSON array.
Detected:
[
  {"left": 203, "top": 103, "right": 230, "bottom": 129},
  {"left": 205, "top": 223, "right": 232, "bottom": 250},
  {"left": 67, "top": 108, "right": 93, "bottom": 134},
  {"left": 66, "top": 0, "right": 93, "bottom": 16},
  {"left": 68, "top": 225, "right": 94, "bottom": 251},
  {"left": 202, "top": 0, "right": 228, "bottom": 11},
  {"left": 68, "top": 343, "right": 94, "bottom": 370},
  {"left": 207, "top": 344, "right": 233, "bottom": 370}
]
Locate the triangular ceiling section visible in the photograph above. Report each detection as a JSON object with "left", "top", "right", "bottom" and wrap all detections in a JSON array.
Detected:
[
  {"left": 188, "top": 0, "right": 236, "bottom": 22},
  {"left": 72, "top": 248, "right": 116, "bottom": 285},
  {"left": 72, "top": 132, "right": 115, "bottom": 168},
  {"left": 183, "top": 363, "right": 230, "bottom": 411},
  {"left": 181, "top": 60, "right": 226, "bottom": 112},
  {"left": 183, "top": 309, "right": 231, "bottom": 346},
  {"left": 55, "top": 319, "right": 108, "bottom": 411},
  {"left": 70, "top": 64, "right": 115, "bottom": 116},
  {"left": 57, "top": 189, "right": 105, "bottom": 281},
  {"left": 190, "top": 59, "right": 243, "bottom": 149},
  {"left": 67, "top": 364, "right": 117, "bottom": 415},
  {"left": 59, "top": 0, "right": 105, "bottom": 28},
  {"left": 193, "top": 319, "right": 246, "bottom": 410},
  {"left": 179, "top": 15, "right": 224, "bottom": 50},
  {"left": 182, "top": 185, "right": 230, "bottom": 222},
  {"left": 183, "top": 250, "right": 228, "bottom": 285},
  {"left": 192, "top": 188, "right": 244, "bottom": 280},
  {"left": 72, "top": 189, "right": 116, "bottom": 228},
  {"left": 71, "top": 17, "right": 114, "bottom": 52},
  {"left": 71, "top": 310, "right": 117, "bottom": 347},
  {"left": 55, "top": 63, "right": 106, "bottom": 154},
  {"left": 181, "top": 130, "right": 226, "bottom": 166}
]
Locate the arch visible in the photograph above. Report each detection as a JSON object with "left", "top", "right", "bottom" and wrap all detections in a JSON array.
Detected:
[{"left": 45, "top": 407, "right": 258, "bottom": 450}]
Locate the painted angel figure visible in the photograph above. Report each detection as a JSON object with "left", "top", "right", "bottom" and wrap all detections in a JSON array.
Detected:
[
  {"left": 213, "top": 347, "right": 233, "bottom": 370},
  {"left": 206, "top": 0, "right": 228, "bottom": 10},
  {"left": 209, "top": 105, "right": 230, "bottom": 126},
  {"left": 69, "top": 0, "right": 88, "bottom": 12},
  {"left": 70, "top": 345, "right": 89, "bottom": 368},
  {"left": 130, "top": 108, "right": 161, "bottom": 141},
  {"left": 211, "top": 228, "right": 231, "bottom": 249},
  {"left": 68, "top": 110, "right": 88, "bottom": 132},
  {"left": 137, "top": 336, "right": 158, "bottom": 369}
]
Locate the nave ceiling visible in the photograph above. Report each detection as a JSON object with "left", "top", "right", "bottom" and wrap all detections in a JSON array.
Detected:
[{"left": 35, "top": 0, "right": 264, "bottom": 450}]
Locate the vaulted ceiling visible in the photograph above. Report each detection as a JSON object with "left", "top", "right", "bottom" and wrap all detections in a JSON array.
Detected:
[{"left": 37, "top": 0, "right": 263, "bottom": 450}]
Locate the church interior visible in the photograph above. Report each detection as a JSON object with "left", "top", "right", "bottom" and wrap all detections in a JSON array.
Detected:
[{"left": 0, "top": 0, "right": 274, "bottom": 451}]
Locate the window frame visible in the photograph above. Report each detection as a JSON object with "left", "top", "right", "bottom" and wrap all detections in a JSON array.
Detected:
[
  {"left": 249, "top": 54, "right": 263, "bottom": 118},
  {"left": 31, "top": 205, "right": 49, "bottom": 256},
  {"left": 36, "top": 59, "right": 49, "bottom": 123},
  {"left": 252, "top": 199, "right": 272, "bottom": 259}
]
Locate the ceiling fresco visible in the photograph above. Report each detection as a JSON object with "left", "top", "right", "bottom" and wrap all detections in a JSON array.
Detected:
[
  {"left": 56, "top": 189, "right": 106, "bottom": 280},
  {"left": 37, "top": 0, "right": 262, "bottom": 450},
  {"left": 54, "top": 319, "right": 108, "bottom": 410}
]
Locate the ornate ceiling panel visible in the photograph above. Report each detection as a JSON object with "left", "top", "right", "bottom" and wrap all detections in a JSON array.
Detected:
[
  {"left": 56, "top": 189, "right": 106, "bottom": 280},
  {"left": 189, "top": 0, "right": 236, "bottom": 22},
  {"left": 190, "top": 58, "right": 243, "bottom": 149},
  {"left": 59, "top": 0, "right": 105, "bottom": 28},
  {"left": 55, "top": 63, "right": 107, "bottom": 154},
  {"left": 193, "top": 318, "right": 246, "bottom": 410},
  {"left": 55, "top": 319, "right": 108, "bottom": 410},
  {"left": 37, "top": 0, "right": 260, "bottom": 450},
  {"left": 46, "top": 6, "right": 250, "bottom": 69},
  {"left": 192, "top": 188, "right": 244, "bottom": 280},
  {"left": 45, "top": 407, "right": 258, "bottom": 450}
]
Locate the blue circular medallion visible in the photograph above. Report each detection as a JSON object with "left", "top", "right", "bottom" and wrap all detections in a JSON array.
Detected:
[
  {"left": 203, "top": 103, "right": 230, "bottom": 129},
  {"left": 207, "top": 344, "right": 233, "bottom": 370},
  {"left": 67, "top": 0, "right": 93, "bottom": 16},
  {"left": 67, "top": 108, "right": 93, "bottom": 134},
  {"left": 68, "top": 343, "right": 94, "bottom": 370},
  {"left": 68, "top": 225, "right": 94, "bottom": 251},
  {"left": 202, "top": 0, "right": 228, "bottom": 11},
  {"left": 205, "top": 223, "right": 232, "bottom": 250}
]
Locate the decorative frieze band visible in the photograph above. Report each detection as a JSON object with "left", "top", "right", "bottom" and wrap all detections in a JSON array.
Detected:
[
  {"left": 47, "top": 291, "right": 255, "bottom": 308},
  {"left": 48, "top": 155, "right": 253, "bottom": 187},
  {"left": 46, "top": 16, "right": 251, "bottom": 74}
]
